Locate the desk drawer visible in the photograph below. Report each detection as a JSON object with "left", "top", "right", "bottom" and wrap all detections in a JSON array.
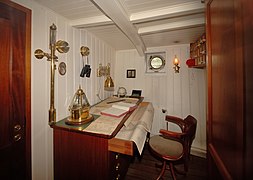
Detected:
[
  {"left": 110, "top": 152, "right": 131, "bottom": 180},
  {"left": 108, "top": 138, "right": 134, "bottom": 156}
]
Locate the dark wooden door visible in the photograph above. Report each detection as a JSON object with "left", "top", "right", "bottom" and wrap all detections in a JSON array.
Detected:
[
  {"left": 0, "top": 1, "right": 31, "bottom": 179},
  {"left": 206, "top": 0, "right": 253, "bottom": 179}
]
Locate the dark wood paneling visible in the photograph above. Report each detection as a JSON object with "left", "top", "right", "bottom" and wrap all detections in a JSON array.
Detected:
[
  {"left": 54, "top": 129, "right": 110, "bottom": 180},
  {"left": 241, "top": 0, "right": 253, "bottom": 178},
  {"left": 0, "top": 1, "right": 31, "bottom": 179},
  {"left": 0, "top": 17, "right": 12, "bottom": 150},
  {"left": 110, "top": 152, "right": 131, "bottom": 179},
  {"left": 52, "top": 99, "right": 146, "bottom": 180},
  {"left": 207, "top": 0, "right": 249, "bottom": 179}
]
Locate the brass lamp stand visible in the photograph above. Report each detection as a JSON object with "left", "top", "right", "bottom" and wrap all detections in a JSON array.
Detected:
[{"left": 34, "top": 24, "right": 69, "bottom": 126}]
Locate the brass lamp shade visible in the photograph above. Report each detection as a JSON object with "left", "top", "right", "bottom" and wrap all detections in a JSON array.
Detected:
[{"left": 104, "top": 76, "right": 114, "bottom": 91}]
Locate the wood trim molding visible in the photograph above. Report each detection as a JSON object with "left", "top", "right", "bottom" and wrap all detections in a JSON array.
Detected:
[
  {"left": 206, "top": 0, "right": 213, "bottom": 145},
  {"left": 25, "top": 8, "right": 32, "bottom": 180},
  {"left": 208, "top": 144, "right": 232, "bottom": 180},
  {"left": 108, "top": 138, "right": 134, "bottom": 156}
]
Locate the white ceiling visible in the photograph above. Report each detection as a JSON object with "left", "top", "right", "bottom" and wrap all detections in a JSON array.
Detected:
[{"left": 32, "top": 0, "right": 205, "bottom": 56}]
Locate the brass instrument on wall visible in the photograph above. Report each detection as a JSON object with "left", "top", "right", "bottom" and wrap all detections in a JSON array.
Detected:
[
  {"left": 34, "top": 24, "right": 69, "bottom": 126},
  {"left": 80, "top": 46, "right": 91, "bottom": 78}
]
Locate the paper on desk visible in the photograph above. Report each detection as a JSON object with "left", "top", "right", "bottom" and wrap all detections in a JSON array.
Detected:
[
  {"left": 90, "top": 96, "right": 139, "bottom": 116},
  {"left": 136, "top": 104, "right": 154, "bottom": 132},
  {"left": 123, "top": 104, "right": 147, "bottom": 127},
  {"left": 84, "top": 115, "right": 124, "bottom": 135},
  {"left": 116, "top": 103, "right": 154, "bottom": 155},
  {"left": 85, "top": 97, "right": 140, "bottom": 135},
  {"left": 130, "top": 126, "right": 147, "bottom": 154}
]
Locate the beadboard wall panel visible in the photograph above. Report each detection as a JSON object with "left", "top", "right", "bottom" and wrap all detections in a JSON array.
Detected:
[
  {"left": 75, "top": 29, "right": 116, "bottom": 105},
  {"left": 14, "top": 0, "right": 116, "bottom": 179},
  {"left": 114, "top": 46, "right": 206, "bottom": 156},
  {"left": 32, "top": 8, "right": 71, "bottom": 180}
]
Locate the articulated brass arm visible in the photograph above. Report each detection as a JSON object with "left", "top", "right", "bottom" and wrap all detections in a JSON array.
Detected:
[{"left": 34, "top": 24, "right": 69, "bottom": 126}]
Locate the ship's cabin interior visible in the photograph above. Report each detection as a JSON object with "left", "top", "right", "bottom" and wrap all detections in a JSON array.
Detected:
[{"left": 0, "top": 0, "right": 252, "bottom": 179}]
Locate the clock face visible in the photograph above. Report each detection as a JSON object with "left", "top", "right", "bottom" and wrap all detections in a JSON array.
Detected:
[
  {"left": 58, "top": 62, "right": 66, "bottom": 75},
  {"left": 149, "top": 55, "right": 165, "bottom": 71}
]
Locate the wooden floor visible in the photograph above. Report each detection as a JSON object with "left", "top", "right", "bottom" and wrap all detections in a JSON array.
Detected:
[{"left": 125, "top": 145, "right": 207, "bottom": 180}]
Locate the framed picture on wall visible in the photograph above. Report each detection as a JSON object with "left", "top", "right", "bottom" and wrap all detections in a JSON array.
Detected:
[{"left": 127, "top": 69, "right": 136, "bottom": 78}]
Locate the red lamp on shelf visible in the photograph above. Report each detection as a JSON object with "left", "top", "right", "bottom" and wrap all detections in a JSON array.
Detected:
[{"left": 186, "top": 58, "right": 196, "bottom": 68}]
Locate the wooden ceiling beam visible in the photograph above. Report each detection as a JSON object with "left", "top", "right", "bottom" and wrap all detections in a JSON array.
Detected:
[
  {"left": 138, "top": 18, "right": 205, "bottom": 35},
  {"left": 130, "top": 1, "right": 205, "bottom": 23},
  {"left": 89, "top": 0, "right": 146, "bottom": 56},
  {"left": 70, "top": 15, "right": 113, "bottom": 28}
]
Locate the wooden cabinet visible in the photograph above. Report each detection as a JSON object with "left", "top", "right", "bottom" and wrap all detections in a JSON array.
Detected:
[
  {"left": 53, "top": 128, "right": 132, "bottom": 180},
  {"left": 190, "top": 33, "right": 206, "bottom": 68},
  {"left": 109, "top": 152, "right": 131, "bottom": 180},
  {"left": 52, "top": 98, "right": 149, "bottom": 180}
]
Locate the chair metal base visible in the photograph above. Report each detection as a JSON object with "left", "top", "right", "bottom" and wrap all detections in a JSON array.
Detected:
[{"left": 155, "top": 161, "right": 187, "bottom": 180}]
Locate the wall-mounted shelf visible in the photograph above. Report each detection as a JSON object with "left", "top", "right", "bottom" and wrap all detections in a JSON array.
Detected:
[
  {"left": 190, "top": 33, "right": 206, "bottom": 68},
  {"left": 189, "top": 64, "right": 206, "bottom": 69}
]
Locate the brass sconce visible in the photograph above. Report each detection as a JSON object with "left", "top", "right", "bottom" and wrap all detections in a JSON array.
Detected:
[
  {"left": 173, "top": 55, "right": 180, "bottom": 73},
  {"left": 97, "top": 63, "right": 114, "bottom": 91},
  {"left": 34, "top": 23, "right": 69, "bottom": 126}
]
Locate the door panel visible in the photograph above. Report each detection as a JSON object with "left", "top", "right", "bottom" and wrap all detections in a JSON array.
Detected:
[
  {"left": 206, "top": 0, "right": 244, "bottom": 179},
  {"left": 0, "top": 1, "right": 31, "bottom": 180},
  {"left": 0, "top": 18, "right": 12, "bottom": 150}
]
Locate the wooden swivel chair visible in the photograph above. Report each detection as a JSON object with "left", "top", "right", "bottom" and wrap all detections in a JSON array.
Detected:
[{"left": 148, "top": 115, "right": 197, "bottom": 180}]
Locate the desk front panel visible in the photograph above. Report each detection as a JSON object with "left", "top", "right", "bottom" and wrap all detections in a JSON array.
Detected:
[{"left": 53, "top": 129, "right": 110, "bottom": 180}]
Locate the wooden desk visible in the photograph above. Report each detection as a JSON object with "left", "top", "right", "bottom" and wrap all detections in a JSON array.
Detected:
[{"left": 52, "top": 98, "right": 150, "bottom": 180}]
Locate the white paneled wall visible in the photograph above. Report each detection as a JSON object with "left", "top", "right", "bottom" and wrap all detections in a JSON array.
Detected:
[
  {"left": 14, "top": 0, "right": 116, "bottom": 179},
  {"left": 74, "top": 29, "right": 116, "bottom": 105},
  {"left": 114, "top": 45, "right": 206, "bottom": 157},
  {"left": 30, "top": 4, "right": 73, "bottom": 180}
]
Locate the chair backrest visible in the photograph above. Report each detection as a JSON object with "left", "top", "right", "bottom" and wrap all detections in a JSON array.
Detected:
[{"left": 182, "top": 115, "right": 197, "bottom": 154}]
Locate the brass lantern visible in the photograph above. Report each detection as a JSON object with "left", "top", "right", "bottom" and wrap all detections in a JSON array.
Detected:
[{"left": 66, "top": 86, "right": 93, "bottom": 125}]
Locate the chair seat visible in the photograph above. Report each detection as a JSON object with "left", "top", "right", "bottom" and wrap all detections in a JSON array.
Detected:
[
  {"left": 148, "top": 115, "right": 197, "bottom": 180},
  {"left": 149, "top": 135, "right": 183, "bottom": 160}
]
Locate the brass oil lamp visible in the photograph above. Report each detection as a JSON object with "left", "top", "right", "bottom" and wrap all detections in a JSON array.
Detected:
[{"left": 66, "top": 86, "right": 93, "bottom": 125}]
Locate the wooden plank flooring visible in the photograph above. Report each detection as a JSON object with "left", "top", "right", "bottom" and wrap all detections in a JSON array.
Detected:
[{"left": 125, "top": 145, "right": 207, "bottom": 180}]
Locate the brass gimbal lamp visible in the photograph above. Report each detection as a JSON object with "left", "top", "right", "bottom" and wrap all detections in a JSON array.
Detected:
[
  {"left": 34, "top": 24, "right": 69, "bottom": 126},
  {"left": 66, "top": 86, "right": 93, "bottom": 125}
]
